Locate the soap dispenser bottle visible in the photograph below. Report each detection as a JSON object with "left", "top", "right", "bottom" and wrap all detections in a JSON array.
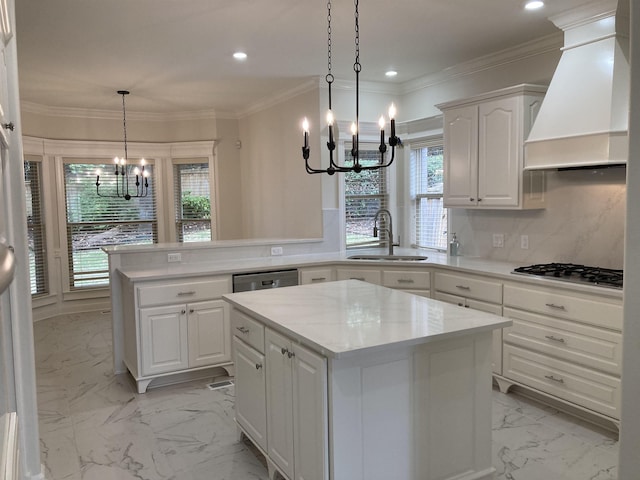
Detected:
[{"left": 449, "top": 233, "right": 460, "bottom": 256}]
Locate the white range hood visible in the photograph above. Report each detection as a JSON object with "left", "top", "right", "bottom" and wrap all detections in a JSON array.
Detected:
[{"left": 524, "top": 0, "right": 629, "bottom": 170}]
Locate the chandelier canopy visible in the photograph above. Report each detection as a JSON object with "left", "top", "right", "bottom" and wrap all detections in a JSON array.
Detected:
[
  {"left": 95, "top": 90, "right": 150, "bottom": 200},
  {"left": 302, "top": 0, "right": 400, "bottom": 175}
]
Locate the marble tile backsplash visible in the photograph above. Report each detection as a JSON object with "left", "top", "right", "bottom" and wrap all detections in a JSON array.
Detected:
[{"left": 451, "top": 167, "right": 626, "bottom": 269}]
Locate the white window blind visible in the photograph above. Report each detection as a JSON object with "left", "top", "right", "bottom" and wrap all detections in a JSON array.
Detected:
[
  {"left": 63, "top": 160, "right": 157, "bottom": 289},
  {"left": 24, "top": 159, "right": 48, "bottom": 296},
  {"left": 344, "top": 145, "right": 389, "bottom": 247},
  {"left": 173, "top": 161, "right": 212, "bottom": 242},
  {"left": 410, "top": 141, "right": 447, "bottom": 250}
]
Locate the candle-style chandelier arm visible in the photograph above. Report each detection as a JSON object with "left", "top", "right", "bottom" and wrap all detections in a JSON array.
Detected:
[
  {"left": 301, "top": 0, "right": 401, "bottom": 175},
  {"left": 95, "top": 90, "right": 151, "bottom": 200}
]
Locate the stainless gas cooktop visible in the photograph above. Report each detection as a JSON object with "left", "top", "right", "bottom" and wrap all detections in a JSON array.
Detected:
[{"left": 512, "top": 263, "right": 623, "bottom": 289}]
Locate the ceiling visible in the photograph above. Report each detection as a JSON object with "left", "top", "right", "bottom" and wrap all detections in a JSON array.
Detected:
[{"left": 15, "top": 0, "right": 594, "bottom": 117}]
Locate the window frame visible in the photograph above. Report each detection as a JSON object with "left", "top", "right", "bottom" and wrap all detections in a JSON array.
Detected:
[
  {"left": 408, "top": 138, "right": 448, "bottom": 251},
  {"left": 171, "top": 157, "right": 215, "bottom": 243},
  {"left": 24, "top": 156, "right": 49, "bottom": 297},
  {"left": 61, "top": 157, "right": 159, "bottom": 291}
]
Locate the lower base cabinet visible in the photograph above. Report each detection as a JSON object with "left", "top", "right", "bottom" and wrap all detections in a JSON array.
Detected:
[{"left": 265, "top": 329, "right": 328, "bottom": 480}]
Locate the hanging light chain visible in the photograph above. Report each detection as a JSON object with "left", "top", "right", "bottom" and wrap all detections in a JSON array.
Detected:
[{"left": 353, "top": 0, "right": 360, "bottom": 73}]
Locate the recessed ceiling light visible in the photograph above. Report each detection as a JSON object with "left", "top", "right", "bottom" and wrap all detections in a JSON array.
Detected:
[
  {"left": 233, "top": 52, "right": 247, "bottom": 60},
  {"left": 524, "top": 1, "right": 544, "bottom": 10},
  {"left": 385, "top": 70, "right": 398, "bottom": 78}
]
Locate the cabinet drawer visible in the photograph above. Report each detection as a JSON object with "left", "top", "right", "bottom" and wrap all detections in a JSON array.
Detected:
[
  {"left": 503, "top": 284, "right": 622, "bottom": 330},
  {"left": 336, "top": 268, "right": 382, "bottom": 285},
  {"left": 503, "top": 307, "right": 621, "bottom": 376},
  {"left": 299, "top": 267, "right": 335, "bottom": 285},
  {"left": 138, "top": 277, "right": 231, "bottom": 307},
  {"left": 434, "top": 272, "right": 502, "bottom": 304},
  {"left": 503, "top": 344, "right": 620, "bottom": 419},
  {"left": 383, "top": 270, "right": 430, "bottom": 290},
  {"left": 231, "top": 308, "right": 265, "bottom": 353}
]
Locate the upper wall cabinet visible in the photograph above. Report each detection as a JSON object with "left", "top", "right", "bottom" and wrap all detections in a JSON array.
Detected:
[{"left": 437, "top": 84, "right": 547, "bottom": 209}]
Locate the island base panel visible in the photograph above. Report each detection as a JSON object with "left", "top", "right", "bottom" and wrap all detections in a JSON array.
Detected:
[{"left": 329, "top": 332, "right": 495, "bottom": 480}]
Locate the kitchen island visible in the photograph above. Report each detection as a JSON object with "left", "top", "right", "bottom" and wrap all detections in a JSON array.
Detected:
[{"left": 223, "top": 280, "right": 511, "bottom": 480}]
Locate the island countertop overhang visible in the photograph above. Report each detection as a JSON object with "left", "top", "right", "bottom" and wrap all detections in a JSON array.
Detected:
[{"left": 223, "top": 279, "right": 511, "bottom": 359}]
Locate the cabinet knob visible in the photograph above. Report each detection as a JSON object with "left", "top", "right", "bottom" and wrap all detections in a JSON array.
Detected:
[
  {"left": 470, "top": 198, "right": 475, "bottom": 201},
  {"left": 2, "top": 122, "right": 14, "bottom": 131},
  {"left": 477, "top": 198, "right": 482, "bottom": 202},
  {"left": 189, "top": 308, "right": 194, "bottom": 314},
  {"left": 281, "top": 347, "right": 289, "bottom": 356},
  {"left": 287, "top": 351, "right": 295, "bottom": 359},
  {"left": 181, "top": 309, "right": 186, "bottom": 314},
  {"left": 255, "top": 363, "right": 263, "bottom": 370}
]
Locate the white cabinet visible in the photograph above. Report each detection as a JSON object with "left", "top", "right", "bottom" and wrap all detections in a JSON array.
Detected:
[
  {"left": 434, "top": 270, "right": 503, "bottom": 374},
  {"left": 121, "top": 275, "right": 233, "bottom": 393},
  {"left": 500, "top": 283, "right": 622, "bottom": 420},
  {"left": 382, "top": 269, "right": 430, "bottom": 297},
  {"left": 265, "top": 328, "right": 328, "bottom": 480},
  {"left": 299, "top": 266, "right": 336, "bottom": 285},
  {"left": 233, "top": 336, "right": 267, "bottom": 451},
  {"left": 438, "top": 84, "right": 547, "bottom": 209},
  {"left": 232, "top": 311, "right": 328, "bottom": 480}
]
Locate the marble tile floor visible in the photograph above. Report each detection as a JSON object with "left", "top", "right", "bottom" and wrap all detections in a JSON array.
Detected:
[{"left": 34, "top": 311, "right": 619, "bottom": 480}]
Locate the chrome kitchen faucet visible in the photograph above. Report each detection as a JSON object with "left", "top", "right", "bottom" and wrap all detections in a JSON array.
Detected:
[{"left": 373, "top": 208, "right": 399, "bottom": 256}]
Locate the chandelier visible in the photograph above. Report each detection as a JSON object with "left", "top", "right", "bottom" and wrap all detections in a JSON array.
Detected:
[
  {"left": 95, "top": 90, "right": 150, "bottom": 200},
  {"left": 302, "top": 0, "right": 400, "bottom": 175}
]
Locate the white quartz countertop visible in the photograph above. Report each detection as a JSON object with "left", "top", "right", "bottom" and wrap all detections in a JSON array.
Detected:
[
  {"left": 223, "top": 280, "right": 512, "bottom": 359},
  {"left": 116, "top": 248, "right": 623, "bottom": 299}
]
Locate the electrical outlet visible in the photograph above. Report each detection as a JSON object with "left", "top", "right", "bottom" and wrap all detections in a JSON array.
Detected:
[
  {"left": 520, "top": 235, "right": 529, "bottom": 250},
  {"left": 167, "top": 252, "right": 182, "bottom": 262},
  {"left": 270, "top": 246, "right": 283, "bottom": 256},
  {"left": 492, "top": 233, "right": 504, "bottom": 248}
]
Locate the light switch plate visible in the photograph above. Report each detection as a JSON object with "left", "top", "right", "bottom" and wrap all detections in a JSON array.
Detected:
[
  {"left": 492, "top": 234, "right": 504, "bottom": 248},
  {"left": 520, "top": 235, "right": 529, "bottom": 250}
]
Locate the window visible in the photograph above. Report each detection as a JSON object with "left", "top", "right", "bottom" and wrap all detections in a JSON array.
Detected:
[
  {"left": 63, "top": 160, "right": 157, "bottom": 289},
  {"left": 410, "top": 141, "right": 447, "bottom": 250},
  {"left": 24, "top": 159, "right": 48, "bottom": 296},
  {"left": 344, "top": 144, "right": 389, "bottom": 247},
  {"left": 173, "top": 161, "right": 212, "bottom": 242}
]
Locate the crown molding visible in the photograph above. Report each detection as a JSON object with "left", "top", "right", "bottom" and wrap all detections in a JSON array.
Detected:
[
  {"left": 238, "top": 78, "right": 320, "bottom": 118},
  {"left": 400, "top": 32, "right": 562, "bottom": 95}
]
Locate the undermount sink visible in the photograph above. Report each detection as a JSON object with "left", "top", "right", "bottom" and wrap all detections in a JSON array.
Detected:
[{"left": 347, "top": 254, "right": 428, "bottom": 261}]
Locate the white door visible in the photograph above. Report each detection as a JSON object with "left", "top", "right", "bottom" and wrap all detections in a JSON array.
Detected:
[
  {"left": 292, "top": 343, "right": 328, "bottom": 480},
  {"left": 443, "top": 105, "right": 478, "bottom": 207},
  {"left": 188, "top": 300, "right": 230, "bottom": 368},
  {"left": 233, "top": 337, "right": 267, "bottom": 451},
  {"left": 265, "top": 328, "right": 294, "bottom": 479},
  {"left": 478, "top": 97, "right": 519, "bottom": 206},
  {"left": 140, "top": 304, "right": 188, "bottom": 376}
]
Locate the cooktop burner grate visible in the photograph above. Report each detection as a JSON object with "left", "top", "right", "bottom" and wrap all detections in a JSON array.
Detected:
[{"left": 512, "top": 263, "right": 623, "bottom": 289}]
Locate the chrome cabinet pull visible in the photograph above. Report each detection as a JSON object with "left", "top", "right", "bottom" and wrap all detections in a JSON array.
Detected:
[
  {"left": 177, "top": 291, "right": 196, "bottom": 296},
  {"left": 544, "top": 375, "right": 564, "bottom": 384},
  {"left": 397, "top": 279, "right": 414, "bottom": 284},
  {"left": 545, "top": 335, "right": 566, "bottom": 343},
  {"left": 455, "top": 285, "right": 470, "bottom": 290},
  {"left": 236, "top": 326, "right": 249, "bottom": 334},
  {"left": 255, "top": 363, "right": 262, "bottom": 370},
  {"left": 311, "top": 277, "right": 326, "bottom": 282},
  {"left": 545, "top": 303, "right": 566, "bottom": 310}
]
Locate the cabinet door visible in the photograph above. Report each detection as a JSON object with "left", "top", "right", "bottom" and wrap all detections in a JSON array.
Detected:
[
  {"left": 292, "top": 344, "right": 328, "bottom": 480},
  {"left": 233, "top": 337, "right": 267, "bottom": 451},
  {"left": 140, "top": 305, "right": 188, "bottom": 376},
  {"left": 299, "top": 267, "right": 336, "bottom": 285},
  {"left": 443, "top": 105, "right": 478, "bottom": 207},
  {"left": 188, "top": 300, "right": 231, "bottom": 368},
  {"left": 478, "top": 97, "right": 520, "bottom": 206},
  {"left": 265, "top": 329, "right": 295, "bottom": 479}
]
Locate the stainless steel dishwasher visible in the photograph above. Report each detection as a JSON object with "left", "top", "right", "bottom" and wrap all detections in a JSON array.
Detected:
[{"left": 232, "top": 269, "right": 299, "bottom": 292}]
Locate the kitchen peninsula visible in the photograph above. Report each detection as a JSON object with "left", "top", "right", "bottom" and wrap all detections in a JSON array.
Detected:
[{"left": 223, "top": 280, "right": 511, "bottom": 480}]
